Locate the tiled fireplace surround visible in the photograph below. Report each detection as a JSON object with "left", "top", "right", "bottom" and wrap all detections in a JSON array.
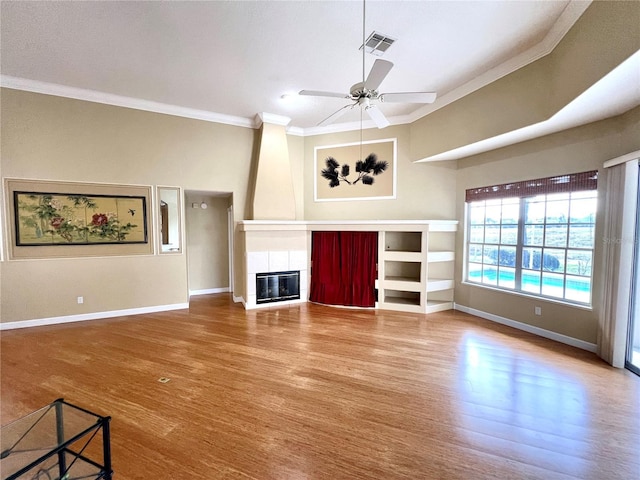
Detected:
[
  {"left": 247, "top": 250, "right": 308, "bottom": 307},
  {"left": 240, "top": 221, "right": 309, "bottom": 309}
]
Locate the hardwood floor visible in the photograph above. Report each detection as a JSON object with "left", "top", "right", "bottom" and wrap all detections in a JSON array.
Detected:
[{"left": 1, "top": 294, "right": 639, "bottom": 479}]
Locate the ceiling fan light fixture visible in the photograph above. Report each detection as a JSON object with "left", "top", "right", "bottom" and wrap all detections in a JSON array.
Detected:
[{"left": 360, "top": 31, "right": 396, "bottom": 57}]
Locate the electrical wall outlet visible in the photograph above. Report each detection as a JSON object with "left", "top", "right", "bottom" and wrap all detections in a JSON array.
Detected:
[
  {"left": 77, "top": 296, "right": 84, "bottom": 304},
  {"left": 534, "top": 306, "right": 541, "bottom": 316}
]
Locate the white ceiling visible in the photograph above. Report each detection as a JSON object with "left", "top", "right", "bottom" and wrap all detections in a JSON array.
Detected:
[{"left": 1, "top": 0, "right": 638, "bottom": 145}]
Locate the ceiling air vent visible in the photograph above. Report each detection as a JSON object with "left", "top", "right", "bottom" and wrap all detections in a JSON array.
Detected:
[{"left": 360, "top": 31, "right": 396, "bottom": 57}]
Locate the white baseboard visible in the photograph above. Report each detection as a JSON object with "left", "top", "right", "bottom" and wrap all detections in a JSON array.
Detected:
[
  {"left": 454, "top": 303, "right": 597, "bottom": 353},
  {"left": 0, "top": 303, "right": 190, "bottom": 331},
  {"left": 189, "top": 287, "right": 230, "bottom": 296}
]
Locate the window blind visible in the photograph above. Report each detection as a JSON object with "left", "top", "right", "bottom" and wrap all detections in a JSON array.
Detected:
[{"left": 465, "top": 170, "right": 598, "bottom": 202}]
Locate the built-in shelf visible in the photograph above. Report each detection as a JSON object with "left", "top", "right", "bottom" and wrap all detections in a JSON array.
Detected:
[
  {"left": 383, "top": 251, "right": 423, "bottom": 262},
  {"left": 385, "top": 297, "right": 420, "bottom": 306},
  {"left": 428, "top": 222, "right": 458, "bottom": 233},
  {"left": 425, "top": 300, "right": 454, "bottom": 313},
  {"left": 428, "top": 251, "right": 455, "bottom": 263},
  {"left": 377, "top": 223, "right": 457, "bottom": 314},
  {"left": 384, "top": 278, "right": 422, "bottom": 292},
  {"left": 384, "top": 231, "right": 422, "bottom": 253},
  {"left": 427, "top": 278, "right": 455, "bottom": 292},
  {"left": 384, "top": 261, "right": 420, "bottom": 282},
  {"left": 384, "top": 275, "right": 421, "bottom": 283},
  {"left": 383, "top": 291, "right": 421, "bottom": 306},
  {"left": 240, "top": 220, "right": 457, "bottom": 314}
]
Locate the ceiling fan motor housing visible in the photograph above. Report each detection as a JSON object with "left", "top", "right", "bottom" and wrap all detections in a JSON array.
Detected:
[
  {"left": 350, "top": 82, "right": 379, "bottom": 101},
  {"left": 300, "top": 58, "right": 435, "bottom": 128}
]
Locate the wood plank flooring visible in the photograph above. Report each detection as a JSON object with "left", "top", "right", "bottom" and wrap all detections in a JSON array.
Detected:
[{"left": 1, "top": 294, "right": 639, "bottom": 479}]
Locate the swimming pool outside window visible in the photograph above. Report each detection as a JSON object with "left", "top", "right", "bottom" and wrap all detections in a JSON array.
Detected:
[{"left": 465, "top": 171, "right": 598, "bottom": 306}]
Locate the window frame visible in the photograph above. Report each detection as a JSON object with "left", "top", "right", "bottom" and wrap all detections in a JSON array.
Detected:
[{"left": 464, "top": 172, "right": 598, "bottom": 307}]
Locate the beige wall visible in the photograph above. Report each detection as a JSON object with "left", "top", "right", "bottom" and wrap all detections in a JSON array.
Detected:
[
  {"left": 0, "top": 88, "right": 264, "bottom": 322},
  {"left": 2, "top": 255, "right": 187, "bottom": 320},
  {"left": 410, "top": 0, "right": 640, "bottom": 161},
  {"left": 2, "top": 67, "right": 638, "bottom": 350},
  {"left": 288, "top": 134, "right": 305, "bottom": 221},
  {"left": 303, "top": 125, "right": 457, "bottom": 220},
  {"left": 253, "top": 123, "right": 296, "bottom": 220},
  {"left": 185, "top": 194, "right": 230, "bottom": 292},
  {"left": 454, "top": 106, "right": 640, "bottom": 344},
  {"left": 550, "top": 0, "right": 640, "bottom": 110}
]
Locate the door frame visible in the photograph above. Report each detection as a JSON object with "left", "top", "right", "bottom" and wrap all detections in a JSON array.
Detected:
[{"left": 625, "top": 164, "right": 640, "bottom": 376}]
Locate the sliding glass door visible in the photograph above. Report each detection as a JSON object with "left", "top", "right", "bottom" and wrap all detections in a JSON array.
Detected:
[{"left": 626, "top": 166, "right": 640, "bottom": 376}]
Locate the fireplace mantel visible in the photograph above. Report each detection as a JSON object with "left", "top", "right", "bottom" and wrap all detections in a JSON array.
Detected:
[
  {"left": 238, "top": 219, "right": 458, "bottom": 232},
  {"left": 239, "top": 220, "right": 458, "bottom": 311},
  {"left": 238, "top": 220, "right": 307, "bottom": 231}
]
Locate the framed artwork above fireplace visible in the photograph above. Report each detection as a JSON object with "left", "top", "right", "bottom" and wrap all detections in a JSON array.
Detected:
[{"left": 314, "top": 138, "right": 397, "bottom": 202}]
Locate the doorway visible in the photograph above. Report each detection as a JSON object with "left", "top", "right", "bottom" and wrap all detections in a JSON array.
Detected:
[{"left": 184, "top": 191, "right": 233, "bottom": 297}]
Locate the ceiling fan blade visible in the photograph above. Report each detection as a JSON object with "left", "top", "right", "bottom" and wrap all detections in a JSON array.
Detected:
[
  {"left": 364, "top": 59, "right": 394, "bottom": 91},
  {"left": 380, "top": 92, "right": 437, "bottom": 104},
  {"left": 366, "top": 105, "right": 390, "bottom": 129},
  {"left": 299, "top": 90, "right": 348, "bottom": 99},
  {"left": 318, "top": 103, "right": 357, "bottom": 126}
]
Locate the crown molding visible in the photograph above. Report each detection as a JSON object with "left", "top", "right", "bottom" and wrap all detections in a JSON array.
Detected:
[
  {"left": 299, "top": 0, "right": 590, "bottom": 135},
  {"left": 302, "top": 119, "right": 377, "bottom": 137},
  {"left": 255, "top": 112, "right": 291, "bottom": 127},
  {"left": 404, "top": 0, "right": 592, "bottom": 124},
  {"left": 285, "top": 126, "right": 305, "bottom": 136},
  {"left": 0, "top": 75, "right": 256, "bottom": 129},
  {"left": 0, "top": 1, "right": 590, "bottom": 137}
]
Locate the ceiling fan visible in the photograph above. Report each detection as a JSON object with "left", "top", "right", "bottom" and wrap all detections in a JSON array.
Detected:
[
  {"left": 299, "top": 59, "right": 437, "bottom": 128},
  {"left": 298, "top": 0, "right": 437, "bottom": 129}
]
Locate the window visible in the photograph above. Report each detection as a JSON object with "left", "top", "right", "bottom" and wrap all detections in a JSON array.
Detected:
[{"left": 466, "top": 171, "right": 598, "bottom": 305}]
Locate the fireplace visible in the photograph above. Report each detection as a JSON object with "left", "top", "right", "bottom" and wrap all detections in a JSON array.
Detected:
[
  {"left": 256, "top": 271, "right": 301, "bottom": 304},
  {"left": 239, "top": 222, "right": 308, "bottom": 309}
]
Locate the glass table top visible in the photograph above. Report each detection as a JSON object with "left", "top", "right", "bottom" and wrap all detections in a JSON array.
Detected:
[{"left": 1, "top": 399, "right": 107, "bottom": 479}]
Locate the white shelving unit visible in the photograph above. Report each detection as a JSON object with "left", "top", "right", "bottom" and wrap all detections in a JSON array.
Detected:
[
  {"left": 377, "top": 222, "right": 457, "bottom": 314},
  {"left": 240, "top": 219, "right": 457, "bottom": 314}
]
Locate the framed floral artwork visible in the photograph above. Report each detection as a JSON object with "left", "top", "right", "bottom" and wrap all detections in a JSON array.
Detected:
[
  {"left": 5, "top": 179, "right": 153, "bottom": 259},
  {"left": 14, "top": 192, "right": 147, "bottom": 245}
]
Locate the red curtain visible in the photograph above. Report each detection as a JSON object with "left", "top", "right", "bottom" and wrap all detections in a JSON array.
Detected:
[{"left": 309, "top": 231, "right": 378, "bottom": 307}]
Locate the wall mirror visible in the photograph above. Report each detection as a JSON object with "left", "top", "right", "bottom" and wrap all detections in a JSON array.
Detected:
[{"left": 157, "top": 186, "right": 182, "bottom": 253}]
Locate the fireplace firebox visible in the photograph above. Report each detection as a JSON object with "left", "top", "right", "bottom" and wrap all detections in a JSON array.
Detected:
[{"left": 256, "top": 270, "right": 301, "bottom": 304}]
